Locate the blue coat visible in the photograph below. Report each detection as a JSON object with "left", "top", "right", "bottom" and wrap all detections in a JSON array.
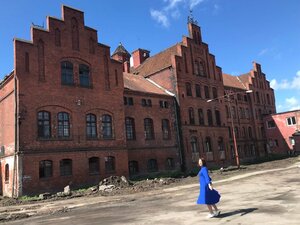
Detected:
[{"left": 197, "top": 166, "right": 220, "bottom": 205}]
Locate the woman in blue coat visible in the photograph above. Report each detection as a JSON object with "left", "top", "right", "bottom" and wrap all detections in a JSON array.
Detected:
[{"left": 197, "top": 157, "right": 221, "bottom": 218}]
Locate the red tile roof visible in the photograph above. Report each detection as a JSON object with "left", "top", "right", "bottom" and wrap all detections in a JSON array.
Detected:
[
  {"left": 222, "top": 73, "right": 248, "bottom": 90},
  {"left": 131, "top": 44, "right": 179, "bottom": 77},
  {"left": 123, "top": 73, "right": 170, "bottom": 96}
]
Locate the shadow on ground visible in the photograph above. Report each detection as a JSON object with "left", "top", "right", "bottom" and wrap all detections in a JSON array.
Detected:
[{"left": 217, "top": 208, "right": 258, "bottom": 218}]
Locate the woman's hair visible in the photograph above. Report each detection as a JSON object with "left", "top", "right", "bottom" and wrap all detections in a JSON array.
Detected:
[{"left": 199, "top": 157, "right": 207, "bottom": 167}]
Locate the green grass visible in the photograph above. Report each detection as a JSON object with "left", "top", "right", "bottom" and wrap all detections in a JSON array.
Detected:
[{"left": 19, "top": 195, "right": 41, "bottom": 201}]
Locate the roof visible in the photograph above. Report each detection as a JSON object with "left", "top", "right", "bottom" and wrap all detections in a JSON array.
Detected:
[
  {"left": 112, "top": 43, "right": 130, "bottom": 57},
  {"left": 222, "top": 73, "right": 247, "bottom": 90},
  {"left": 123, "top": 73, "right": 170, "bottom": 96},
  {"left": 0, "top": 70, "right": 14, "bottom": 87},
  {"left": 131, "top": 44, "right": 179, "bottom": 77}
]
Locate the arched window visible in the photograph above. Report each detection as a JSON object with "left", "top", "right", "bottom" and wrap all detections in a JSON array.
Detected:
[
  {"left": 198, "top": 108, "right": 204, "bottom": 125},
  {"left": 39, "top": 160, "right": 53, "bottom": 178},
  {"left": 102, "top": 114, "right": 113, "bottom": 139},
  {"left": 162, "top": 119, "right": 171, "bottom": 140},
  {"left": 248, "top": 127, "right": 253, "bottom": 138},
  {"left": 55, "top": 28, "right": 61, "bottom": 47},
  {"left": 191, "top": 136, "right": 198, "bottom": 153},
  {"left": 189, "top": 107, "right": 195, "bottom": 125},
  {"left": 194, "top": 61, "right": 200, "bottom": 75},
  {"left": 5, "top": 164, "right": 9, "bottom": 182},
  {"left": 129, "top": 161, "right": 139, "bottom": 175},
  {"left": 186, "top": 82, "right": 192, "bottom": 96},
  {"left": 212, "top": 87, "right": 218, "bottom": 99},
  {"left": 61, "top": 61, "right": 74, "bottom": 85},
  {"left": 147, "top": 159, "right": 158, "bottom": 172},
  {"left": 89, "top": 157, "right": 100, "bottom": 175},
  {"left": 144, "top": 118, "right": 154, "bottom": 140},
  {"left": 105, "top": 156, "right": 115, "bottom": 172},
  {"left": 207, "top": 109, "right": 213, "bottom": 126},
  {"left": 125, "top": 117, "right": 136, "bottom": 140},
  {"left": 58, "top": 112, "right": 70, "bottom": 138},
  {"left": 79, "top": 64, "right": 90, "bottom": 87},
  {"left": 71, "top": 17, "right": 79, "bottom": 50},
  {"left": 205, "top": 137, "right": 212, "bottom": 152},
  {"left": 38, "top": 111, "right": 51, "bottom": 138},
  {"left": 86, "top": 114, "right": 97, "bottom": 138},
  {"left": 60, "top": 159, "right": 72, "bottom": 176}
]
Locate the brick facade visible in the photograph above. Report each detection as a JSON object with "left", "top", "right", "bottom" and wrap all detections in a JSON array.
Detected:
[{"left": 0, "top": 5, "right": 277, "bottom": 196}]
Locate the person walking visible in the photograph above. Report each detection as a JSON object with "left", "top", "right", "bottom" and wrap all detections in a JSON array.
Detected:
[{"left": 196, "top": 157, "right": 221, "bottom": 218}]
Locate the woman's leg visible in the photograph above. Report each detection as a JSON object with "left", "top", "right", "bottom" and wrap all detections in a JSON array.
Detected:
[
  {"left": 212, "top": 204, "right": 219, "bottom": 211},
  {"left": 207, "top": 205, "right": 214, "bottom": 214}
]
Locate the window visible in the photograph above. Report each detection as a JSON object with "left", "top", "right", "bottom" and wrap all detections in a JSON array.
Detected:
[
  {"left": 60, "top": 159, "right": 72, "bottom": 176},
  {"left": 199, "top": 61, "right": 205, "bottom": 77},
  {"left": 256, "top": 92, "right": 260, "bottom": 103},
  {"left": 105, "top": 156, "right": 115, "bottom": 172},
  {"left": 147, "top": 159, "right": 158, "bottom": 172},
  {"left": 79, "top": 64, "right": 90, "bottom": 87},
  {"left": 217, "top": 137, "right": 224, "bottom": 151},
  {"left": 225, "top": 105, "right": 230, "bottom": 118},
  {"left": 129, "top": 161, "right": 139, "bottom": 175},
  {"left": 166, "top": 158, "right": 175, "bottom": 169},
  {"left": 5, "top": 164, "right": 9, "bottom": 182},
  {"left": 141, "top": 99, "right": 152, "bottom": 107},
  {"left": 205, "top": 137, "right": 212, "bottom": 152},
  {"left": 58, "top": 112, "right": 70, "bottom": 138},
  {"left": 267, "top": 120, "right": 276, "bottom": 129},
  {"left": 189, "top": 108, "right": 195, "bottom": 125},
  {"left": 215, "top": 110, "right": 221, "bottom": 126},
  {"left": 245, "top": 108, "right": 250, "bottom": 119},
  {"left": 89, "top": 157, "right": 100, "bottom": 175},
  {"left": 194, "top": 61, "right": 200, "bottom": 76},
  {"left": 191, "top": 137, "right": 198, "bottom": 152},
  {"left": 61, "top": 61, "right": 74, "bottom": 85},
  {"left": 159, "top": 100, "right": 169, "bottom": 108},
  {"left": 234, "top": 127, "right": 239, "bottom": 138},
  {"left": 86, "top": 114, "right": 97, "bottom": 138},
  {"left": 204, "top": 86, "right": 210, "bottom": 99},
  {"left": 125, "top": 117, "right": 136, "bottom": 140},
  {"left": 195, "top": 84, "right": 201, "bottom": 97},
  {"left": 186, "top": 83, "right": 192, "bottom": 96},
  {"left": 248, "top": 127, "right": 253, "bottom": 138},
  {"left": 286, "top": 116, "right": 296, "bottom": 126},
  {"left": 124, "top": 97, "right": 134, "bottom": 105},
  {"left": 162, "top": 119, "right": 171, "bottom": 140},
  {"left": 38, "top": 111, "right": 51, "bottom": 138},
  {"left": 102, "top": 114, "right": 113, "bottom": 139},
  {"left": 198, "top": 108, "right": 205, "bottom": 125},
  {"left": 232, "top": 106, "right": 236, "bottom": 119},
  {"left": 39, "top": 160, "right": 53, "bottom": 178},
  {"left": 144, "top": 118, "right": 154, "bottom": 140},
  {"left": 212, "top": 87, "right": 218, "bottom": 99},
  {"left": 207, "top": 109, "right": 213, "bottom": 126}
]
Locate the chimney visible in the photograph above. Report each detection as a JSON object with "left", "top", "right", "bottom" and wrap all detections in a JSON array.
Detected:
[{"left": 132, "top": 49, "right": 150, "bottom": 68}]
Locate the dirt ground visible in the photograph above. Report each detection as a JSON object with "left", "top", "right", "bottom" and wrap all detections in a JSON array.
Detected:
[{"left": 0, "top": 156, "right": 299, "bottom": 223}]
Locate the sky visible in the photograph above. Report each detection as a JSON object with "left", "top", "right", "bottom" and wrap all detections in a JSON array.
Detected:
[{"left": 0, "top": 0, "right": 299, "bottom": 113}]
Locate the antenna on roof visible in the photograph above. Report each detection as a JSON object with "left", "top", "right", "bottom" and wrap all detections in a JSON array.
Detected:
[{"left": 187, "top": 9, "right": 198, "bottom": 25}]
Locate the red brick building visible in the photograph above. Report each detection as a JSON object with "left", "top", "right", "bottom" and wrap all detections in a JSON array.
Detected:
[
  {"left": 264, "top": 110, "right": 300, "bottom": 155},
  {"left": 0, "top": 5, "right": 276, "bottom": 196}
]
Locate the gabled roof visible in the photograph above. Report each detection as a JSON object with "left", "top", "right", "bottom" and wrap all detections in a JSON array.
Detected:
[
  {"left": 123, "top": 73, "right": 170, "bottom": 96},
  {"left": 222, "top": 73, "right": 247, "bottom": 90},
  {"left": 131, "top": 44, "right": 179, "bottom": 77}
]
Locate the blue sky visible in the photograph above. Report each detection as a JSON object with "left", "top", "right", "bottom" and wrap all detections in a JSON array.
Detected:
[{"left": 0, "top": 0, "right": 299, "bottom": 112}]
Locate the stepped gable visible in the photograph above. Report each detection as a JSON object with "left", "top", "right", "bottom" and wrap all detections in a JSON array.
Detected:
[
  {"left": 131, "top": 45, "right": 179, "bottom": 78},
  {"left": 123, "top": 73, "right": 168, "bottom": 95}
]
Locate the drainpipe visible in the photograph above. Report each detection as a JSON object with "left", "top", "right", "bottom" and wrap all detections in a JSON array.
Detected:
[{"left": 12, "top": 73, "right": 20, "bottom": 197}]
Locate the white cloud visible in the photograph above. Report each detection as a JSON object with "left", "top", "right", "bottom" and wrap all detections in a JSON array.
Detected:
[
  {"left": 270, "top": 70, "right": 300, "bottom": 90},
  {"left": 150, "top": 9, "right": 170, "bottom": 27},
  {"left": 285, "top": 97, "right": 300, "bottom": 111},
  {"left": 258, "top": 48, "right": 268, "bottom": 56},
  {"left": 150, "top": 0, "right": 205, "bottom": 27}
]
